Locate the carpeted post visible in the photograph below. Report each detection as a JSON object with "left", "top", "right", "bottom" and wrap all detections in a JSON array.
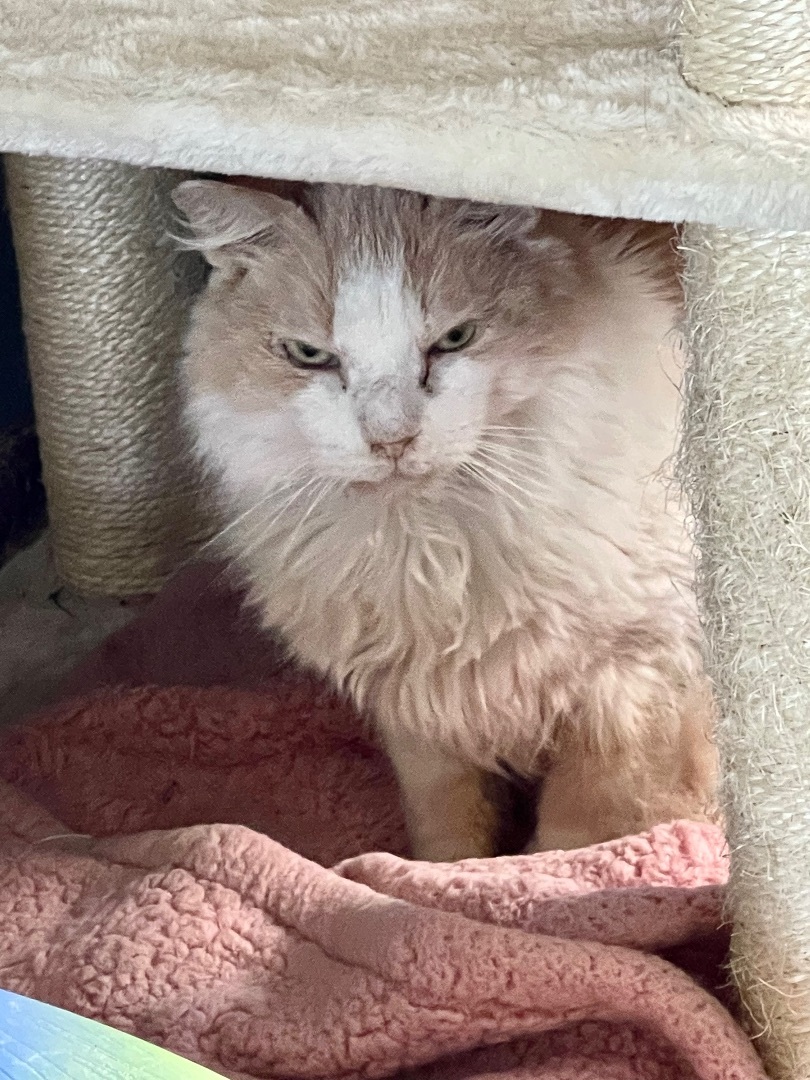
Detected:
[
  {"left": 4, "top": 155, "right": 205, "bottom": 595},
  {"left": 679, "top": 225, "right": 810, "bottom": 1078},
  {"left": 679, "top": 5, "right": 810, "bottom": 1072}
]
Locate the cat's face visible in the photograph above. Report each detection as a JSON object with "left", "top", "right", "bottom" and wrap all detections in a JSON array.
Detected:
[{"left": 176, "top": 181, "right": 579, "bottom": 498}]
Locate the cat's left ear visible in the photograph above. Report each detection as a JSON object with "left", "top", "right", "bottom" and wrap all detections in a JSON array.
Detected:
[
  {"left": 172, "top": 179, "right": 313, "bottom": 268},
  {"left": 452, "top": 201, "right": 542, "bottom": 245}
]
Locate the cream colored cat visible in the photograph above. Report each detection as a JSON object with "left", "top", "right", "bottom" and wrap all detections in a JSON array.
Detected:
[{"left": 174, "top": 179, "right": 716, "bottom": 860}]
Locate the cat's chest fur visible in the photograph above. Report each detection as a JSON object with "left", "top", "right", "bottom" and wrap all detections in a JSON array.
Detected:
[{"left": 232, "top": 457, "right": 693, "bottom": 770}]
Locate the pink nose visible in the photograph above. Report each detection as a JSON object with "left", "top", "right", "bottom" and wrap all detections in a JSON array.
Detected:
[{"left": 370, "top": 435, "right": 417, "bottom": 461}]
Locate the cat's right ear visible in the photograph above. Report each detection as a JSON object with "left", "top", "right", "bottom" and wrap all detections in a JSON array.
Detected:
[{"left": 172, "top": 179, "right": 309, "bottom": 268}]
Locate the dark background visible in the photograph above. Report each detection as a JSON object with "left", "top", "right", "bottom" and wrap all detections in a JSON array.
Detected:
[{"left": 0, "top": 161, "right": 45, "bottom": 564}]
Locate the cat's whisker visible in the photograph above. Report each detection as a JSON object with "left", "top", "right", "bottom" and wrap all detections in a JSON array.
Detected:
[
  {"left": 477, "top": 438, "right": 543, "bottom": 453},
  {"left": 481, "top": 426, "right": 541, "bottom": 440},
  {"left": 472, "top": 460, "right": 543, "bottom": 496},
  {"left": 458, "top": 461, "right": 533, "bottom": 516},
  {"left": 469, "top": 465, "right": 532, "bottom": 505},
  {"left": 475, "top": 442, "right": 542, "bottom": 475},
  {"left": 470, "top": 476, "right": 531, "bottom": 518},
  {"left": 191, "top": 480, "right": 308, "bottom": 596},
  {"left": 468, "top": 456, "right": 541, "bottom": 509},
  {"left": 478, "top": 431, "right": 544, "bottom": 451},
  {"left": 472, "top": 447, "right": 543, "bottom": 491},
  {"left": 200, "top": 473, "right": 306, "bottom": 554},
  {"left": 457, "top": 462, "right": 499, "bottom": 500},
  {"left": 478, "top": 434, "right": 539, "bottom": 453},
  {"left": 236, "top": 476, "right": 321, "bottom": 563},
  {"left": 283, "top": 478, "right": 339, "bottom": 556},
  {"left": 482, "top": 424, "right": 535, "bottom": 431}
]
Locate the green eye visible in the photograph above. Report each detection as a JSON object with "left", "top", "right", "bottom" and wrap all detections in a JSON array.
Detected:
[
  {"left": 283, "top": 340, "right": 339, "bottom": 370},
  {"left": 431, "top": 321, "right": 477, "bottom": 353}
]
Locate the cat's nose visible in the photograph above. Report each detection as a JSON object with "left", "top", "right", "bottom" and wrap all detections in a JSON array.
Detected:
[{"left": 369, "top": 434, "right": 418, "bottom": 461}]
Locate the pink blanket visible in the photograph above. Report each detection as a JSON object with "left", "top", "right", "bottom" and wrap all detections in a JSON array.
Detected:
[{"left": 0, "top": 565, "right": 763, "bottom": 1079}]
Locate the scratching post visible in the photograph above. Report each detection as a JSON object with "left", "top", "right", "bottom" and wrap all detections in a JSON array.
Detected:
[
  {"left": 678, "top": 4, "right": 810, "bottom": 1074},
  {"left": 681, "top": 0, "right": 810, "bottom": 105},
  {"left": 680, "top": 226, "right": 810, "bottom": 1079},
  {"left": 5, "top": 156, "right": 204, "bottom": 595}
]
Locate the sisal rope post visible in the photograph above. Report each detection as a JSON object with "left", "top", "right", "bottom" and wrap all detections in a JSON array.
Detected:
[
  {"left": 679, "top": 4, "right": 810, "bottom": 1072},
  {"left": 681, "top": 0, "right": 810, "bottom": 105},
  {"left": 4, "top": 155, "right": 206, "bottom": 596},
  {"left": 679, "top": 226, "right": 810, "bottom": 1079}
]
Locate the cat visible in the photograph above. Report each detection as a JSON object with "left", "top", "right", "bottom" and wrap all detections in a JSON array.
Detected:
[{"left": 173, "top": 179, "right": 717, "bottom": 861}]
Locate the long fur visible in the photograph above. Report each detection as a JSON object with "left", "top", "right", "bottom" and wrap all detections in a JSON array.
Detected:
[{"left": 177, "top": 180, "right": 716, "bottom": 854}]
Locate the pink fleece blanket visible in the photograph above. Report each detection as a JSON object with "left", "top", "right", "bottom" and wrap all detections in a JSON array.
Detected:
[{"left": 0, "top": 565, "right": 763, "bottom": 1079}]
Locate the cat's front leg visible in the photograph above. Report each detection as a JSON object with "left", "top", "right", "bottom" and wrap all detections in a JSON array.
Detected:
[
  {"left": 382, "top": 730, "right": 499, "bottom": 862},
  {"left": 530, "top": 699, "right": 718, "bottom": 852},
  {"left": 530, "top": 746, "right": 644, "bottom": 852}
]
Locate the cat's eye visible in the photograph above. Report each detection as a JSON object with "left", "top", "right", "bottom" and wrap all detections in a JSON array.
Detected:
[
  {"left": 431, "top": 321, "right": 477, "bottom": 354},
  {"left": 283, "top": 340, "right": 340, "bottom": 370}
]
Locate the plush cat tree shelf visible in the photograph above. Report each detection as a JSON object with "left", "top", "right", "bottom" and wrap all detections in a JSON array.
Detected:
[{"left": 0, "top": 0, "right": 809, "bottom": 1075}]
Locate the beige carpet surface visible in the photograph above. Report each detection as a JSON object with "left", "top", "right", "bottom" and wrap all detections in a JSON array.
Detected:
[{"left": 0, "top": 0, "right": 808, "bottom": 228}]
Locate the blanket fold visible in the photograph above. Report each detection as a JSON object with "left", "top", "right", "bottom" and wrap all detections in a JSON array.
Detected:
[
  {"left": 0, "top": 768, "right": 759, "bottom": 1080},
  {"left": 0, "top": 567, "right": 764, "bottom": 1078}
]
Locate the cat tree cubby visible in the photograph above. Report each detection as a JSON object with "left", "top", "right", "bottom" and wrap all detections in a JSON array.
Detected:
[{"left": 1, "top": 0, "right": 809, "bottom": 1074}]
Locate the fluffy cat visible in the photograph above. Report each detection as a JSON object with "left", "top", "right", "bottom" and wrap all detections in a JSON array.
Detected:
[{"left": 174, "top": 179, "right": 717, "bottom": 860}]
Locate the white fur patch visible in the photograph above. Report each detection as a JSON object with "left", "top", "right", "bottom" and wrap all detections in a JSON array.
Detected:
[
  {"left": 333, "top": 258, "right": 423, "bottom": 385},
  {"left": 333, "top": 257, "right": 426, "bottom": 448}
]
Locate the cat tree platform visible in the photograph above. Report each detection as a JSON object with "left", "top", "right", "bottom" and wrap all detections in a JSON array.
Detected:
[{"left": 1, "top": 0, "right": 809, "bottom": 1074}]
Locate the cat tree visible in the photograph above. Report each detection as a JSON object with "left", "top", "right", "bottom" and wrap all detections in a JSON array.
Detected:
[{"left": 0, "top": 0, "right": 808, "bottom": 1073}]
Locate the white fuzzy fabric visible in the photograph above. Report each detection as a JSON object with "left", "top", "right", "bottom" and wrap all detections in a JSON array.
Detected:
[{"left": 0, "top": 0, "right": 808, "bottom": 229}]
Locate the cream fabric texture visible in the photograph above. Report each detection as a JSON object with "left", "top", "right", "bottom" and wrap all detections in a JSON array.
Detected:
[{"left": 0, "top": 0, "right": 808, "bottom": 228}]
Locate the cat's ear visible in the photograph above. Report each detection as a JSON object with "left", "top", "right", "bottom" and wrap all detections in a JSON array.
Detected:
[
  {"left": 451, "top": 201, "right": 542, "bottom": 245},
  {"left": 172, "top": 180, "right": 310, "bottom": 268}
]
